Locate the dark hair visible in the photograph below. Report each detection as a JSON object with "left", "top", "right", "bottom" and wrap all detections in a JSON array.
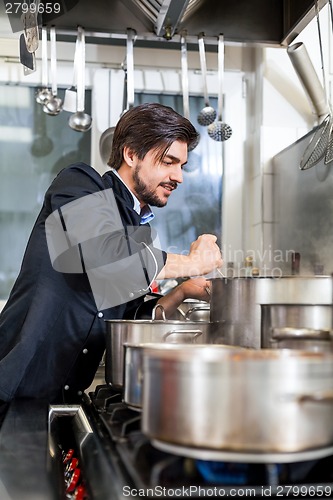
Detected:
[{"left": 107, "top": 102, "right": 199, "bottom": 170}]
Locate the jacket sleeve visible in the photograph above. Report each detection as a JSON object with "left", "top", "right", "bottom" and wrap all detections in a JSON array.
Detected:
[{"left": 44, "top": 163, "right": 166, "bottom": 310}]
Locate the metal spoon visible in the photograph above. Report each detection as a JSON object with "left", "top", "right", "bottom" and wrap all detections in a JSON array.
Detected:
[
  {"left": 208, "top": 34, "right": 232, "bottom": 142},
  {"left": 36, "top": 26, "right": 52, "bottom": 105},
  {"left": 68, "top": 26, "right": 92, "bottom": 132},
  {"left": 43, "top": 27, "right": 63, "bottom": 116},
  {"left": 197, "top": 33, "right": 216, "bottom": 126}
]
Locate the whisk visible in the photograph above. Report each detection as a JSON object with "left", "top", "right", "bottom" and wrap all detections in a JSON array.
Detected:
[
  {"left": 197, "top": 33, "right": 216, "bottom": 126},
  {"left": 208, "top": 34, "right": 232, "bottom": 142}
]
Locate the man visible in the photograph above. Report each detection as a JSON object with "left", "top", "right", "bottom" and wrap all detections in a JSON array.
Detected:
[{"left": 0, "top": 103, "right": 222, "bottom": 410}]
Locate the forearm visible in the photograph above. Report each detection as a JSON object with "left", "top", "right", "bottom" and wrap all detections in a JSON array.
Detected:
[
  {"left": 154, "top": 277, "right": 210, "bottom": 319},
  {"left": 154, "top": 285, "right": 186, "bottom": 319},
  {"left": 156, "top": 253, "right": 195, "bottom": 279}
]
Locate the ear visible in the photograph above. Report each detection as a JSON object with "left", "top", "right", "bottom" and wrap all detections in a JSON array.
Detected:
[{"left": 123, "top": 146, "right": 136, "bottom": 167}]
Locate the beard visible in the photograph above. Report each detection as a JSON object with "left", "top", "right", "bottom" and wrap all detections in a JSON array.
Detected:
[{"left": 133, "top": 163, "right": 177, "bottom": 207}]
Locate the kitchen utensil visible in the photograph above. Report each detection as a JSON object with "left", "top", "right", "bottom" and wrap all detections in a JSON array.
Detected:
[
  {"left": 99, "top": 57, "right": 128, "bottom": 163},
  {"left": 197, "top": 33, "right": 216, "bottom": 126},
  {"left": 99, "top": 28, "right": 134, "bottom": 164},
  {"left": 104, "top": 304, "right": 212, "bottom": 389},
  {"left": 142, "top": 346, "right": 333, "bottom": 453},
  {"left": 123, "top": 342, "right": 238, "bottom": 411},
  {"left": 43, "top": 27, "right": 63, "bottom": 116},
  {"left": 300, "top": 0, "right": 331, "bottom": 170},
  {"left": 63, "top": 33, "right": 80, "bottom": 113},
  {"left": 125, "top": 28, "right": 135, "bottom": 111},
  {"left": 324, "top": 0, "right": 333, "bottom": 164},
  {"left": 68, "top": 26, "right": 92, "bottom": 132},
  {"left": 210, "top": 276, "right": 333, "bottom": 349},
  {"left": 19, "top": 33, "right": 35, "bottom": 74},
  {"left": 36, "top": 26, "right": 52, "bottom": 104},
  {"left": 208, "top": 34, "right": 232, "bottom": 142},
  {"left": 22, "top": 3, "right": 39, "bottom": 53},
  {"left": 261, "top": 303, "right": 332, "bottom": 348},
  {"left": 271, "top": 326, "right": 332, "bottom": 352},
  {"left": 180, "top": 34, "right": 200, "bottom": 151}
]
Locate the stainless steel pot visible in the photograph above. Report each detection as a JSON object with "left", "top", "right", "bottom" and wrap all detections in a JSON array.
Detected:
[
  {"left": 142, "top": 347, "right": 333, "bottom": 453},
  {"left": 175, "top": 300, "right": 210, "bottom": 322},
  {"left": 123, "top": 342, "right": 237, "bottom": 410},
  {"left": 261, "top": 303, "right": 332, "bottom": 348},
  {"left": 105, "top": 312, "right": 212, "bottom": 389},
  {"left": 210, "top": 276, "right": 332, "bottom": 349}
]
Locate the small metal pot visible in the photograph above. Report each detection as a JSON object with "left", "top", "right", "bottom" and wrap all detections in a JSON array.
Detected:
[
  {"left": 175, "top": 300, "right": 210, "bottom": 322},
  {"left": 142, "top": 347, "right": 333, "bottom": 453}
]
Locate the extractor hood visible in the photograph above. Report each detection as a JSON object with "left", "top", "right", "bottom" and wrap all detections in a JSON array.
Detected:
[{"left": 0, "top": 0, "right": 328, "bottom": 48}]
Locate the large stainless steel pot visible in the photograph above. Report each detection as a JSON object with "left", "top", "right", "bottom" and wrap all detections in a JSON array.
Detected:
[
  {"left": 142, "top": 347, "right": 333, "bottom": 453},
  {"left": 210, "top": 276, "right": 333, "bottom": 349},
  {"left": 261, "top": 303, "right": 332, "bottom": 348},
  {"left": 105, "top": 314, "right": 211, "bottom": 389}
]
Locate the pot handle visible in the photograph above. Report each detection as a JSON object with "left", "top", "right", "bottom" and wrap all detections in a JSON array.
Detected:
[
  {"left": 184, "top": 305, "right": 210, "bottom": 320},
  {"left": 163, "top": 329, "right": 203, "bottom": 341},
  {"left": 297, "top": 391, "right": 333, "bottom": 404},
  {"left": 272, "top": 327, "right": 331, "bottom": 340},
  {"left": 152, "top": 303, "right": 166, "bottom": 321}
]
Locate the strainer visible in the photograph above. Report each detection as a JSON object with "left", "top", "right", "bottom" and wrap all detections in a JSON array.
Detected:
[
  {"left": 324, "top": 0, "right": 333, "bottom": 165},
  {"left": 300, "top": 0, "right": 331, "bottom": 170}
]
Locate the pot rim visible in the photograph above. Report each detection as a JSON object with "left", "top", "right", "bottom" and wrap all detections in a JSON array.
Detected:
[
  {"left": 104, "top": 319, "right": 211, "bottom": 325},
  {"left": 143, "top": 346, "right": 333, "bottom": 363}
]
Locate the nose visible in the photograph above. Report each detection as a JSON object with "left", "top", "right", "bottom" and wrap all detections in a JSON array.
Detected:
[{"left": 170, "top": 164, "right": 183, "bottom": 184}]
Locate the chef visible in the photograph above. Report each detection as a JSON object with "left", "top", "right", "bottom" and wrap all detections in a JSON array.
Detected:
[{"left": 0, "top": 103, "right": 222, "bottom": 418}]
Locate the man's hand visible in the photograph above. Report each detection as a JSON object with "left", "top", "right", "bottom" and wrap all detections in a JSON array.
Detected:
[
  {"left": 156, "top": 234, "right": 223, "bottom": 279},
  {"left": 187, "top": 234, "right": 223, "bottom": 276}
]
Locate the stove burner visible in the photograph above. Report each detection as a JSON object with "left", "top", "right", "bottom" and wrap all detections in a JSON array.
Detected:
[{"left": 86, "top": 385, "right": 333, "bottom": 498}]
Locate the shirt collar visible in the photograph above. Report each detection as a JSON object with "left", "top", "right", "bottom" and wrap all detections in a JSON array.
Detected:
[{"left": 111, "top": 168, "right": 155, "bottom": 224}]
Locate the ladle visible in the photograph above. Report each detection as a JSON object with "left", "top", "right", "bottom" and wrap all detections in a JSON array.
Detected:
[
  {"left": 99, "top": 28, "right": 135, "bottom": 163},
  {"left": 180, "top": 34, "right": 200, "bottom": 151},
  {"left": 197, "top": 33, "right": 216, "bottom": 126},
  {"left": 99, "top": 64, "right": 127, "bottom": 164},
  {"left": 207, "top": 34, "right": 232, "bottom": 142},
  {"left": 43, "top": 26, "right": 63, "bottom": 116},
  {"left": 68, "top": 26, "right": 92, "bottom": 132},
  {"left": 63, "top": 32, "right": 80, "bottom": 113},
  {"left": 35, "top": 26, "right": 52, "bottom": 105}
]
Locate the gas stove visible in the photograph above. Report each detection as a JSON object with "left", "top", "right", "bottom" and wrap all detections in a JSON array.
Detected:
[{"left": 61, "top": 384, "right": 333, "bottom": 499}]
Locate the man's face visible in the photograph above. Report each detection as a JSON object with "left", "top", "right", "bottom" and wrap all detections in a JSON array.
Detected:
[{"left": 131, "top": 140, "right": 188, "bottom": 207}]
